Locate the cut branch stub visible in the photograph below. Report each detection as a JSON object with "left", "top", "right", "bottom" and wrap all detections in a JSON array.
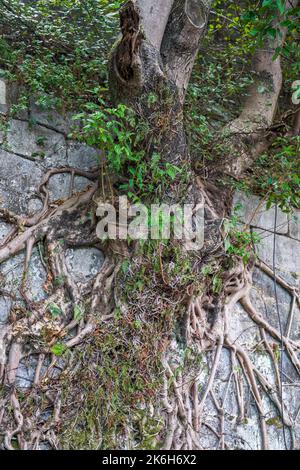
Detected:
[
  {"left": 115, "top": 1, "right": 144, "bottom": 83},
  {"left": 186, "top": 0, "right": 208, "bottom": 28}
]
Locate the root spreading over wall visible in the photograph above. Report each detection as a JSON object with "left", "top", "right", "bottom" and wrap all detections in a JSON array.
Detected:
[{"left": 0, "top": 92, "right": 300, "bottom": 449}]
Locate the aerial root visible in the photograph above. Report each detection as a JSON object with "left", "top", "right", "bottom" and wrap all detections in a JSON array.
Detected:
[
  {"left": 1, "top": 170, "right": 300, "bottom": 449},
  {"left": 161, "top": 261, "right": 300, "bottom": 449},
  {"left": 0, "top": 165, "right": 122, "bottom": 448}
]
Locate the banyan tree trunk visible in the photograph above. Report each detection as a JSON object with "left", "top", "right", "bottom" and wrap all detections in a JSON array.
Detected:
[
  {"left": 109, "top": 0, "right": 213, "bottom": 166},
  {"left": 1, "top": 0, "right": 299, "bottom": 451}
]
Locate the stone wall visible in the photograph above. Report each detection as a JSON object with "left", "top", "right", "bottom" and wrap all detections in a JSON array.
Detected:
[
  {"left": 0, "top": 74, "right": 300, "bottom": 450},
  {"left": 0, "top": 76, "right": 105, "bottom": 389},
  {"left": 197, "top": 193, "right": 300, "bottom": 450}
]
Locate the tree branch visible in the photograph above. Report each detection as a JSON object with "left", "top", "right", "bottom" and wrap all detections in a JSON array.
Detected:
[
  {"left": 224, "top": 0, "right": 299, "bottom": 176},
  {"left": 110, "top": 0, "right": 212, "bottom": 104},
  {"left": 161, "top": 0, "right": 212, "bottom": 99},
  {"left": 136, "top": 0, "right": 174, "bottom": 49}
]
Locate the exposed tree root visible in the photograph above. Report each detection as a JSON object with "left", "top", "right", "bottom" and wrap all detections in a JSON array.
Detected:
[
  {"left": 160, "top": 254, "right": 300, "bottom": 450},
  {"left": 0, "top": 163, "right": 299, "bottom": 450}
]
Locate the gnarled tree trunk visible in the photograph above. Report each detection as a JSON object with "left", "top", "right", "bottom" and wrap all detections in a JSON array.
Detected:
[
  {"left": 109, "top": 0, "right": 212, "bottom": 166},
  {"left": 104, "top": 0, "right": 300, "bottom": 451}
]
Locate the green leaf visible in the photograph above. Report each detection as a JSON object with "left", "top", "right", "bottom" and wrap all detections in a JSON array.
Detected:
[
  {"left": 212, "top": 276, "right": 222, "bottom": 294},
  {"left": 121, "top": 259, "right": 130, "bottom": 275},
  {"left": 267, "top": 27, "right": 277, "bottom": 39},
  {"left": 224, "top": 238, "right": 232, "bottom": 252},
  {"left": 165, "top": 163, "right": 181, "bottom": 180},
  {"left": 262, "top": 0, "right": 274, "bottom": 6},
  {"left": 48, "top": 303, "right": 62, "bottom": 318},
  {"left": 242, "top": 11, "right": 257, "bottom": 21},
  {"left": 51, "top": 342, "right": 67, "bottom": 357},
  {"left": 257, "top": 85, "right": 266, "bottom": 94},
  {"left": 73, "top": 304, "right": 83, "bottom": 322},
  {"left": 276, "top": 0, "right": 286, "bottom": 15}
]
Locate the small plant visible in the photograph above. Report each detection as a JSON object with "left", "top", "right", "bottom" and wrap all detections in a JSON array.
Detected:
[
  {"left": 74, "top": 102, "right": 183, "bottom": 201},
  {"left": 249, "top": 136, "right": 300, "bottom": 213},
  {"left": 73, "top": 304, "right": 84, "bottom": 322},
  {"left": 54, "top": 275, "right": 65, "bottom": 287},
  {"left": 223, "top": 206, "right": 260, "bottom": 265},
  {"left": 10, "top": 95, "right": 28, "bottom": 117},
  {"left": 212, "top": 274, "right": 223, "bottom": 294},
  {"left": 48, "top": 303, "right": 62, "bottom": 318},
  {"left": 0, "top": 1, "right": 121, "bottom": 112},
  {"left": 51, "top": 342, "right": 67, "bottom": 357},
  {"left": 35, "top": 135, "right": 48, "bottom": 147}
]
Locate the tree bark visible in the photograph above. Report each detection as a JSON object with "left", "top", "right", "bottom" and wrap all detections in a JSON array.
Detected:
[
  {"left": 134, "top": 0, "right": 174, "bottom": 50},
  {"left": 109, "top": 0, "right": 213, "bottom": 165},
  {"left": 104, "top": 0, "right": 300, "bottom": 451},
  {"left": 1, "top": 0, "right": 299, "bottom": 452},
  {"left": 224, "top": 0, "right": 299, "bottom": 176},
  {"left": 161, "top": 0, "right": 211, "bottom": 100}
]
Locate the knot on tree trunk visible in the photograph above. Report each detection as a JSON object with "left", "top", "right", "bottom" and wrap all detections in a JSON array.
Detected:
[{"left": 110, "top": 1, "right": 167, "bottom": 105}]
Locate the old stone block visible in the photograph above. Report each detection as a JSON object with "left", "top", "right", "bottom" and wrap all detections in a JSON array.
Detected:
[
  {"left": 0, "top": 249, "right": 47, "bottom": 302},
  {"left": 48, "top": 173, "right": 93, "bottom": 202},
  {"left": 0, "top": 221, "right": 13, "bottom": 243},
  {"left": 289, "top": 210, "right": 300, "bottom": 241},
  {"left": 30, "top": 99, "right": 74, "bottom": 134},
  {"left": 0, "top": 73, "right": 19, "bottom": 115},
  {"left": 0, "top": 149, "right": 43, "bottom": 215},
  {"left": 65, "top": 247, "right": 105, "bottom": 282},
  {"left": 0, "top": 297, "right": 11, "bottom": 324},
  {"left": 233, "top": 191, "right": 288, "bottom": 234},
  {"left": 67, "top": 140, "right": 100, "bottom": 171},
  {"left": 7, "top": 119, "right": 67, "bottom": 168},
  {"left": 257, "top": 234, "right": 300, "bottom": 280},
  {"left": 48, "top": 173, "right": 71, "bottom": 202}
]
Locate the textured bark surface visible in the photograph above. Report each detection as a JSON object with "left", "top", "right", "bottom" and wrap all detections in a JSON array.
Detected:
[
  {"left": 224, "top": 0, "right": 299, "bottom": 176},
  {"left": 109, "top": 0, "right": 213, "bottom": 165},
  {"left": 1, "top": 0, "right": 300, "bottom": 452},
  {"left": 161, "top": 0, "right": 211, "bottom": 100},
  {"left": 136, "top": 0, "right": 174, "bottom": 49}
]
